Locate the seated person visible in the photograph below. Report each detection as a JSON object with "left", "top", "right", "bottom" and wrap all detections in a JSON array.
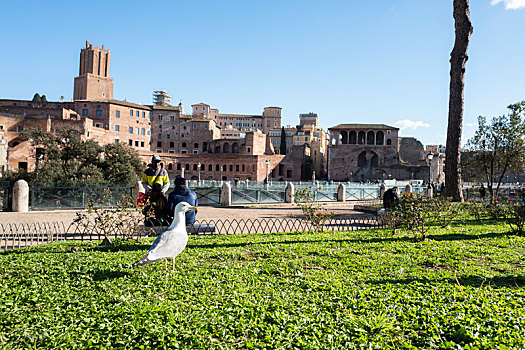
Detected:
[
  {"left": 383, "top": 187, "right": 399, "bottom": 210},
  {"left": 168, "top": 176, "right": 198, "bottom": 226},
  {"left": 143, "top": 183, "right": 171, "bottom": 227}
]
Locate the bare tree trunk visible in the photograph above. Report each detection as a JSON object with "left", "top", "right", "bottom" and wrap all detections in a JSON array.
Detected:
[{"left": 445, "top": 0, "right": 473, "bottom": 201}]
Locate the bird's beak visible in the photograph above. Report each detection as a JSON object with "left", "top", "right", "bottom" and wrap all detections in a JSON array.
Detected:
[{"left": 189, "top": 206, "right": 198, "bottom": 211}]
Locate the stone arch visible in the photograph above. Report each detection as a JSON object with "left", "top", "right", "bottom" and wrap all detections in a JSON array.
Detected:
[
  {"left": 223, "top": 143, "right": 230, "bottom": 153},
  {"left": 367, "top": 131, "right": 375, "bottom": 145},
  {"left": 387, "top": 138, "right": 392, "bottom": 145},
  {"left": 232, "top": 142, "right": 239, "bottom": 153},
  {"left": 358, "top": 131, "right": 366, "bottom": 145},
  {"left": 370, "top": 151, "right": 379, "bottom": 166},
  {"left": 331, "top": 137, "right": 336, "bottom": 146},
  {"left": 214, "top": 145, "right": 220, "bottom": 153},
  {"left": 357, "top": 151, "right": 367, "bottom": 167},
  {"left": 349, "top": 131, "right": 357, "bottom": 144},
  {"left": 168, "top": 163, "right": 173, "bottom": 170},
  {"left": 376, "top": 131, "right": 384, "bottom": 145},
  {"left": 340, "top": 130, "right": 348, "bottom": 144}
]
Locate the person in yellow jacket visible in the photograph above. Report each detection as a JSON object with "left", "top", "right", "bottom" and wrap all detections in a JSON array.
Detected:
[{"left": 141, "top": 155, "right": 170, "bottom": 195}]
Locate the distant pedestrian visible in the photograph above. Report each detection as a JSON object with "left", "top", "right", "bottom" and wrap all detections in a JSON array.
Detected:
[
  {"left": 168, "top": 176, "right": 198, "bottom": 226},
  {"left": 383, "top": 187, "right": 399, "bottom": 210},
  {"left": 479, "top": 184, "right": 486, "bottom": 199}
]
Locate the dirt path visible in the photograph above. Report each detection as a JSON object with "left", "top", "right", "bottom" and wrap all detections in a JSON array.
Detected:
[{"left": 0, "top": 202, "right": 369, "bottom": 226}]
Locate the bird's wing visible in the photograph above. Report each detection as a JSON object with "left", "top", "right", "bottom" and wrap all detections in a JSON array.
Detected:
[{"left": 149, "top": 230, "right": 188, "bottom": 261}]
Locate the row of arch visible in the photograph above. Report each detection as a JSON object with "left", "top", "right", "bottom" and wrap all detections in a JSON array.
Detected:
[
  {"left": 167, "top": 162, "right": 255, "bottom": 173},
  {"left": 338, "top": 130, "right": 391, "bottom": 146}
]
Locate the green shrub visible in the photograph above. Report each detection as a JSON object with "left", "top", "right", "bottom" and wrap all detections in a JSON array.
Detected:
[{"left": 294, "top": 186, "right": 334, "bottom": 233}]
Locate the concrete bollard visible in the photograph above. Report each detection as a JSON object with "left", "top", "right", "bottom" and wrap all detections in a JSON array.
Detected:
[
  {"left": 380, "top": 183, "right": 387, "bottom": 199},
  {"left": 13, "top": 180, "right": 29, "bottom": 212},
  {"left": 427, "top": 186, "right": 433, "bottom": 198},
  {"left": 132, "top": 181, "right": 144, "bottom": 200},
  {"left": 405, "top": 183, "right": 412, "bottom": 194},
  {"left": 221, "top": 182, "right": 232, "bottom": 206},
  {"left": 337, "top": 183, "right": 346, "bottom": 202},
  {"left": 285, "top": 183, "right": 295, "bottom": 203}
]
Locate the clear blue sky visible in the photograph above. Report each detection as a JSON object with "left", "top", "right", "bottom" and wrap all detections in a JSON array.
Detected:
[{"left": 1, "top": 0, "right": 524, "bottom": 145}]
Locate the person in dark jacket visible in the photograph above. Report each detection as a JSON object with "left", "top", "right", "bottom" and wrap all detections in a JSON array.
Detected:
[
  {"left": 383, "top": 187, "right": 399, "bottom": 210},
  {"left": 167, "top": 176, "right": 198, "bottom": 225}
]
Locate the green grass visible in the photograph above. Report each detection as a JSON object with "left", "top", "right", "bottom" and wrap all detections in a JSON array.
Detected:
[{"left": 1, "top": 221, "right": 525, "bottom": 349}]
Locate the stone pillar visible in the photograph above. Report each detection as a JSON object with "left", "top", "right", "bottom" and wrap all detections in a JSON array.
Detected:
[
  {"left": 13, "top": 180, "right": 29, "bottom": 212},
  {"left": 285, "top": 183, "right": 295, "bottom": 203},
  {"left": 132, "top": 181, "right": 144, "bottom": 200},
  {"left": 380, "top": 183, "right": 387, "bottom": 199},
  {"left": 405, "top": 183, "right": 412, "bottom": 194},
  {"left": 221, "top": 182, "right": 231, "bottom": 206},
  {"left": 427, "top": 186, "right": 433, "bottom": 198},
  {"left": 337, "top": 183, "right": 346, "bottom": 202}
]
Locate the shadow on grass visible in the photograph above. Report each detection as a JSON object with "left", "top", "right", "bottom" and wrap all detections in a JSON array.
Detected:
[
  {"left": 368, "top": 274, "right": 525, "bottom": 288},
  {"left": 188, "top": 231, "right": 509, "bottom": 250}
]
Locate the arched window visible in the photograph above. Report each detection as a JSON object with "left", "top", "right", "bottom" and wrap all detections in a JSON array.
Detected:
[
  {"left": 208, "top": 164, "right": 213, "bottom": 171},
  {"left": 340, "top": 130, "right": 348, "bottom": 144},
  {"left": 242, "top": 164, "right": 245, "bottom": 172},
  {"left": 349, "top": 131, "right": 357, "bottom": 144},
  {"left": 357, "top": 151, "right": 367, "bottom": 167},
  {"left": 214, "top": 145, "right": 220, "bottom": 153},
  {"left": 185, "top": 164, "right": 190, "bottom": 170},
  {"left": 358, "top": 131, "right": 366, "bottom": 145},
  {"left": 201, "top": 164, "right": 205, "bottom": 170},
  {"left": 193, "top": 164, "right": 198, "bottom": 171},
  {"left": 168, "top": 163, "right": 173, "bottom": 170},
  {"left": 223, "top": 143, "right": 230, "bottom": 153},
  {"left": 387, "top": 138, "right": 392, "bottom": 145},
  {"left": 229, "top": 165, "right": 233, "bottom": 171},
  {"left": 202, "top": 142, "right": 208, "bottom": 152},
  {"left": 222, "top": 165, "right": 227, "bottom": 171},
  {"left": 232, "top": 142, "right": 239, "bottom": 153},
  {"left": 177, "top": 163, "right": 181, "bottom": 170},
  {"left": 216, "top": 164, "right": 220, "bottom": 171},
  {"left": 194, "top": 143, "right": 198, "bottom": 149},
  {"left": 367, "top": 131, "right": 375, "bottom": 145},
  {"left": 376, "top": 131, "right": 384, "bottom": 145}
]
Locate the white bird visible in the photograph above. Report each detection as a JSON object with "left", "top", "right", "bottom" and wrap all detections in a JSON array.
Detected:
[{"left": 132, "top": 202, "right": 197, "bottom": 269}]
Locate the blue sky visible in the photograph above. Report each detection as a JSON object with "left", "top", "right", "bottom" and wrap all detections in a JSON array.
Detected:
[{"left": 1, "top": 0, "right": 524, "bottom": 145}]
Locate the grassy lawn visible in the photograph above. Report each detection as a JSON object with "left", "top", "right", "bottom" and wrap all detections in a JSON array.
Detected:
[{"left": 1, "top": 221, "right": 524, "bottom": 349}]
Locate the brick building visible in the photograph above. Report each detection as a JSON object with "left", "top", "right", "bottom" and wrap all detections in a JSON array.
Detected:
[
  {"left": 0, "top": 41, "right": 315, "bottom": 182},
  {"left": 328, "top": 124, "right": 430, "bottom": 181}
]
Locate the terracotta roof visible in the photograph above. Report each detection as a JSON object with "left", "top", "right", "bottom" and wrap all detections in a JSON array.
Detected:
[
  {"left": 329, "top": 123, "right": 398, "bottom": 130},
  {"left": 191, "top": 102, "right": 210, "bottom": 107},
  {"left": 76, "top": 99, "right": 151, "bottom": 110}
]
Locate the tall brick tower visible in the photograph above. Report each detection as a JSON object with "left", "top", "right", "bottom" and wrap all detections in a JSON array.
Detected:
[{"left": 73, "top": 41, "right": 113, "bottom": 100}]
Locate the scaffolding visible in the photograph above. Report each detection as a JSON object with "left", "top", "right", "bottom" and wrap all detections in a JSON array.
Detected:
[{"left": 153, "top": 90, "right": 172, "bottom": 106}]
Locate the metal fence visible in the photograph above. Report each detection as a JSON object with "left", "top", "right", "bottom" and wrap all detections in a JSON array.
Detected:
[
  {"left": 1, "top": 216, "right": 385, "bottom": 250},
  {"left": 31, "top": 184, "right": 133, "bottom": 210},
  {"left": 0, "top": 181, "right": 9, "bottom": 211}
]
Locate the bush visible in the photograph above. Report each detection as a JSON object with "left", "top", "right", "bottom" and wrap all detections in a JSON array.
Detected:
[
  {"left": 73, "top": 188, "right": 151, "bottom": 242},
  {"left": 294, "top": 186, "right": 334, "bottom": 233},
  {"left": 390, "top": 193, "right": 459, "bottom": 241}
]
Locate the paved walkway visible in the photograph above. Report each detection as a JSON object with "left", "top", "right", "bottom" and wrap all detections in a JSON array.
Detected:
[{"left": 0, "top": 202, "right": 369, "bottom": 226}]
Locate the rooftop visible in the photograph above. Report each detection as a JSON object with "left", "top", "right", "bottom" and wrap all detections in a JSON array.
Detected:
[{"left": 329, "top": 123, "right": 399, "bottom": 130}]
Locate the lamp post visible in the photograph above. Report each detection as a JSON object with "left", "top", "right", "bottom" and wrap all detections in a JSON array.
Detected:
[
  {"left": 265, "top": 159, "right": 270, "bottom": 186},
  {"left": 426, "top": 152, "right": 434, "bottom": 183},
  {"left": 198, "top": 162, "right": 201, "bottom": 184}
]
